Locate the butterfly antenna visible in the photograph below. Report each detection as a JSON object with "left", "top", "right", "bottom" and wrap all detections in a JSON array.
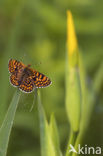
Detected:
[{"left": 29, "top": 88, "right": 38, "bottom": 112}]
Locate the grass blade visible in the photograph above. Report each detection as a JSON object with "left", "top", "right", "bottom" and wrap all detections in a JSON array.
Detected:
[
  {"left": 37, "top": 90, "right": 57, "bottom": 156},
  {"left": 49, "top": 114, "right": 62, "bottom": 156},
  {"left": 37, "top": 90, "right": 48, "bottom": 156},
  {"left": 0, "top": 89, "right": 21, "bottom": 156}
]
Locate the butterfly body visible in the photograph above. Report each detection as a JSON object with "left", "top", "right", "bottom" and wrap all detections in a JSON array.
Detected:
[{"left": 8, "top": 59, "right": 51, "bottom": 93}]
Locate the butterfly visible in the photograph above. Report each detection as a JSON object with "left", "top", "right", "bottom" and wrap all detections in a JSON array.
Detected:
[{"left": 8, "top": 59, "right": 52, "bottom": 93}]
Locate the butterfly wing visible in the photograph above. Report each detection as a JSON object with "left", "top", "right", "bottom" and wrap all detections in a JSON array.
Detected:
[
  {"left": 19, "top": 77, "right": 34, "bottom": 93},
  {"left": 10, "top": 73, "right": 20, "bottom": 86},
  {"left": 32, "top": 71, "right": 51, "bottom": 88},
  {"left": 8, "top": 59, "right": 52, "bottom": 91},
  {"left": 8, "top": 59, "right": 25, "bottom": 73},
  {"left": 8, "top": 59, "right": 25, "bottom": 86}
]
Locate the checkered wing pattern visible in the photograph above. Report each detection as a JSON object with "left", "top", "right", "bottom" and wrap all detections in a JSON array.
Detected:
[
  {"left": 8, "top": 59, "right": 52, "bottom": 93},
  {"left": 19, "top": 77, "right": 34, "bottom": 92},
  {"left": 10, "top": 73, "right": 20, "bottom": 86},
  {"left": 8, "top": 59, "right": 25, "bottom": 86},
  {"left": 8, "top": 59, "right": 25, "bottom": 73},
  {"left": 32, "top": 71, "right": 51, "bottom": 88}
]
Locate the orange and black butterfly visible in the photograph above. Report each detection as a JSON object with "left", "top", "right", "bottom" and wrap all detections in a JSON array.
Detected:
[{"left": 8, "top": 59, "right": 52, "bottom": 93}]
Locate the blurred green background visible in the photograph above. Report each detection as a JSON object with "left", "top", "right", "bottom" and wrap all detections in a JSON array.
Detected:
[{"left": 0, "top": 0, "right": 103, "bottom": 156}]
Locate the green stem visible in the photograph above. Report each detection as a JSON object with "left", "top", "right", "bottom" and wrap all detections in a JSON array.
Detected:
[{"left": 66, "top": 129, "right": 78, "bottom": 156}]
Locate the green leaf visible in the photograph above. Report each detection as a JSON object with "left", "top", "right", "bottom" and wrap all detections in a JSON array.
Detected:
[
  {"left": 65, "top": 56, "right": 81, "bottom": 132},
  {"left": 66, "top": 11, "right": 81, "bottom": 132},
  {"left": 37, "top": 90, "right": 58, "bottom": 156},
  {"left": 49, "top": 114, "right": 62, "bottom": 156},
  {"left": 0, "top": 89, "right": 21, "bottom": 156}
]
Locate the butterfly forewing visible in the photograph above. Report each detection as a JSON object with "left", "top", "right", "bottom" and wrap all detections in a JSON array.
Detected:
[
  {"left": 32, "top": 71, "right": 51, "bottom": 88},
  {"left": 8, "top": 59, "right": 25, "bottom": 73}
]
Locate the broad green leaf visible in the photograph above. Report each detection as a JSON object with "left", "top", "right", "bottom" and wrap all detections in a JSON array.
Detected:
[
  {"left": 66, "top": 11, "right": 81, "bottom": 132},
  {"left": 66, "top": 65, "right": 81, "bottom": 132},
  {"left": 0, "top": 89, "right": 21, "bottom": 156},
  {"left": 71, "top": 53, "right": 101, "bottom": 156}
]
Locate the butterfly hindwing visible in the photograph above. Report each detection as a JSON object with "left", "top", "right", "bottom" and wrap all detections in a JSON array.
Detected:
[
  {"left": 9, "top": 59, "right": 25, "bottom": 87},
  {"left": 10, "top": 73, "right": 20, "bottom": 86},
  {"left": 19, "top": 77, "right": 34, "bottom": 93}
]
